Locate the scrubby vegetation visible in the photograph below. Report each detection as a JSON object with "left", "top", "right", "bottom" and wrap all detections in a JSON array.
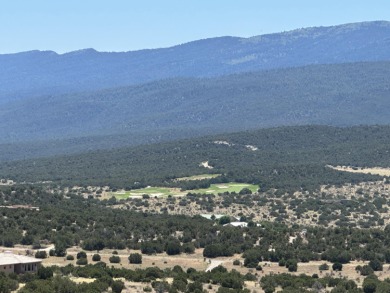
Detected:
[{"left": 1, "top": 125, "right": 390, "bottom": 192}]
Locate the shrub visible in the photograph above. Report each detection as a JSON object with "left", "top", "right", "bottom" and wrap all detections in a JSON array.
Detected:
[
  {"left": 166, "top": 241, "right": 181, "bottom": 255},
  {"left": 182, "top": 243, "right": 195, "bottom": 254},
  {"left": 218, "top": 216, "right": 231, "bottom": 225},
  {"left": 332, "top": 262, "right": 343, "bottom": 271},
  {"left": 319, "top": 263, "right": 329, "bottom": 271},
  {"left": 358, "top": 265, "right": 374, "bottom": 276},
  {"left": 76, "top": 258, "right": 88, "bottom": 265},
  {"left": 286, "top": 259, "right": 298, "bottom": 272},
  {"left": 37, "top": 266, "right": 53, "bottom": 279},
  {"left": 233, "top": 259, "right": 241, "bottom": 266},
  {"left": 112, "top": 250, "right": 118, "bottom": 255},
  {"left": 92, "top": 254, "right": 101, "bottom": 262},
  {"left": 369, "top": 259, "right": 383, "bottom": 271},
  {"left": 111, "top": 280, "right": 125, "bottom": 293},
  {"left": 278, "top": 259, "right": 286, "bottom": 267},
  {"left": 66, "top": 255, "right": 74, "bottom": 261},
  {"left": 35, "top": 251, "right": 47, "bottom": 259},
  {"left": 239, "top": 188, "right": 252, "bottom": 195},
  {"left": 128, "top": 253, "right": 142, "bottom": 264},
  {"left": 76, "top": 251, "right": 87, "bottom": 259},
  {"left": 109, "top": 255, "right": 121, "bottom": 263}
]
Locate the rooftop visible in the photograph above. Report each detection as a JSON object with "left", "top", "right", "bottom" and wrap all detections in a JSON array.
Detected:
[{"left": 0, "top": 251, "right": 42, "bottom": 265}]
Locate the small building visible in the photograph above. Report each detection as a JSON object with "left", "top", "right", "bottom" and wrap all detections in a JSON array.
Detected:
[
  {"left": 0, "top": 251, "right": 42, "bottom": 274},
  {"left": 223, "top": 221, "right": 248, "bottom": 228}
]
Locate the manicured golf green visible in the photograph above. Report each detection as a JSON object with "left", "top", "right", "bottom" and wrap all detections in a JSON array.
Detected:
[
  {"left": 191, "top": 183, "right": 258, "bottom": 194},
  {"left": 112, "top": 182, "right": 258, "bottom": 199}
]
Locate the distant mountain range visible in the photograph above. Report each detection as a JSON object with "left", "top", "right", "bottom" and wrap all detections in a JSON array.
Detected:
[
  {"left": 0, "top": 21, "right": 390, "bottom": 162},
  {"left": 1, "top": 21, "right": 389, "bottom": 102},
  {"left": 1, "top": 61, "right": 390, "bottom": 147}
]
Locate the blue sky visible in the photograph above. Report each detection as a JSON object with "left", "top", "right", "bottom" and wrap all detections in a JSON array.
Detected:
[{"left": 1, "top": 0, "right": 388, "bottom": 54}]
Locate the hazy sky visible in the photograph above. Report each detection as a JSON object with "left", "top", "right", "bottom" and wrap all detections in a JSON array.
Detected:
[{"left": 1, "top": 0, "right": 388, "bottom": 54}]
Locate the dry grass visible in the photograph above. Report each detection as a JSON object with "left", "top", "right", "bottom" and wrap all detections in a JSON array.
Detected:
[
  {"left": 327, "top": 165, "right": 390, "bottom": 176},
  {"left": 6, "top": 244, "right": 390, "bottom": 292},
  {"left": 41, "top": 247, "right": 208, "bottom": 272}
]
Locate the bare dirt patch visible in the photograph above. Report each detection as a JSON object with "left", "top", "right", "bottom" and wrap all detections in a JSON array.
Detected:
[
  {"left": 327, "top": 165, "right": 390, "bottom": 176},
  {"left": 41, "top": 247, "right": 208, "bottom": 272}
]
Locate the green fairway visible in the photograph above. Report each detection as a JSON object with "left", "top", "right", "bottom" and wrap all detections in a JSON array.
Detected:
[
  {"left": 191, "top": 183, "right": 258, "bottom": 194},
  {"left": 112, "top": 182, "right": 258, "bottom": 199},
  {"left": 113, "top": 187, "right": 180, "bottom": 199}
]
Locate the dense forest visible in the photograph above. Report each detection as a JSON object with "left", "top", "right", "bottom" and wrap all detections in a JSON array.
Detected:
[
  {"left": 0, "top": 125, "right": 389, "bottom": 191},
  {"left": 1, "top": 61, "right": 390, "bottom": 144}
]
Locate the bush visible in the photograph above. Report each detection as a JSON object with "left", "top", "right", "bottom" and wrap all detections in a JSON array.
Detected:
[
  {"left": 35, "top": 251, "right": 47, "bottom": 259},
  {"left": 166, "top": 241, "right": 181, "bottom": 255},
  {"left": 112, "top": 280, "right": 125, "bottom": 293},
  {"left": 218, "top": 216, "right": 231, "bottom": 225},
  {"left": 129, "top": 253, "right": 142, "bottom": 264},
  {"left": 332, "top": 262, "right": 343, "bottom": 271},
  {"left": 37, "top": 266, "right": 53, "bottom": 279},
  {"left": 319, "top": 263, "right": 329, "bottom": 271},
  {"left": 92, "top": 254, "right": 101, "bottom": 262},
  {"left": 358, "top": 265, "right": 374, "bottom": 276},
  {"left": 363, "top": 278, "right": 378, "bottom": 293},
  {"left": 204, "top": 244, "right": 233, "bottom": 258},
  {"left": 76, "top": 251, "right": 87, "bottom": 259},
  {"left": 239, "top": 188, "right": 252, "bottom": 195},
  {"left": 66, "top": 255, "right": 74, "bottom": 261},
  {"left": 286, "top": 259, "right": 298, "bottom": 272},
  {"left": 76, "top": 258, "right": 88, "bottom": 265},
  {"left": 278, "top": 259, "right": 286, "bottom": 267},
  {"left": 54, "top": 243, "right": 67, "bottom": 257},
  {"left": 182, "top": 243, "right": 195, "bottom": 254},
  {"left": 233, "top": 259, "right": 241, "bottom": 266},
  {"left": 368, "top": 259, "right": 383, "bottom": 271},
  {"left": 109, "top": 255, "right": 121, "bottom": 263},
  {"left": 49, "top": 249, "right": 55, "bottom": 257},
  {"left": 112, "top": 250, "right": 118, "bottom": 255}
]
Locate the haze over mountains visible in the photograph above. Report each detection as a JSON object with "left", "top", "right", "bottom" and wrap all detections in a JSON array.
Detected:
[
  {"left": 1, "top": 21, "right": 389, "bottom": 101},
  {"left": 1, "top": 21, "right": 390, "bottom": 161}
]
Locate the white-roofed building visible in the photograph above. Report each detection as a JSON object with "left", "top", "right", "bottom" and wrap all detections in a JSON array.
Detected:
[
  {"left": 0, "top": 251, "right": 42, "bottom": 274},
  {"left": 223, "top": 222, "right": 248, "bottom": 228}
]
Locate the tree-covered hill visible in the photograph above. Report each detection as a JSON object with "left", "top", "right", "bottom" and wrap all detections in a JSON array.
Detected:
[
  {"left": 1, "top": 125, "right": 389, "bottom": 191},
  {"left": 1, "top": 21, "right": 389, "bottom": 103},
  {"left": 1, "top": 61, "right": 390, "bottom": 145}
]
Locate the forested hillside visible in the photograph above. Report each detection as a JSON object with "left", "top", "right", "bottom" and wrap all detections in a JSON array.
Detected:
[
  {"left": 1, "top": 125, "right": 389, "bottom": 191},
  {"left": 1, "top": 61, "right": 390, "bottom": 145},
  {"left": 1, "top": 21, "right": 389, "bottom": 103}
]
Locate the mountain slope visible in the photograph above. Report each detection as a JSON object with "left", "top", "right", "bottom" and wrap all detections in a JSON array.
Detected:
[
  {"left": 0, "top": 61, "right": 389, "bottom": 144},
  {"left": 0, "top": 125, "right": 388, "bottom": 190},
  {"left": 1, "top": 21, "right": 389, "bottom": 102}
]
